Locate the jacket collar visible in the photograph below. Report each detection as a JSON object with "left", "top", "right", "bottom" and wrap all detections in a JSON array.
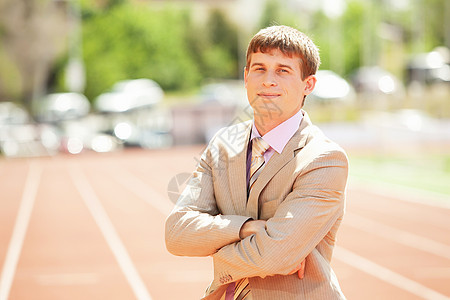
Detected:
[
  {"left": 226, "top": 120, "right": 252, "bottom": 215},
  {"left": 246, "top": 110, "right": 313, "bottom": 219},
  {"left": 225, "top": 110, "right": 313, "bottom": 219}
]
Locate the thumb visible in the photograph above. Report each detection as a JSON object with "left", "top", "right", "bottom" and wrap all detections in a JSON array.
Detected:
[{"left": 298, "top": 260, "right": 306, "bottom": 279}]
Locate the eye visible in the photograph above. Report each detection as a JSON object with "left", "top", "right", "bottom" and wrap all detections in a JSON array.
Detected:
[{"left": 251, "top": 65, "right": 265, "bottom": 72}]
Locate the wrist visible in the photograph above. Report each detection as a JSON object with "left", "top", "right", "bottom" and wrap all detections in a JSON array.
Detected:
[
  {"left": 239, "top": 219, "right": 252, "bottom": 239},
  {"left": 239, "top": 220, "right": 265, "bottom": 239}
]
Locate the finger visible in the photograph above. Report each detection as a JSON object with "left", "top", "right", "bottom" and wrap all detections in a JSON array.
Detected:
[{"left": 298, "top": 260, "right": 306, "bottom": 279}]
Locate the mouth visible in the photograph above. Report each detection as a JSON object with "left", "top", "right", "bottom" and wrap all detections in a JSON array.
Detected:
[{"left": 257, "top": 92, "right": 281, "bottom": 100}]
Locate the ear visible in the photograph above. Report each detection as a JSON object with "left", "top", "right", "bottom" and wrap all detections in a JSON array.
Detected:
[
  {"left": 303, "top": 75, "right": 317, "bottom": 96},
  {"left": 244, "top": 67, "right": 249, "bottom": 88}
]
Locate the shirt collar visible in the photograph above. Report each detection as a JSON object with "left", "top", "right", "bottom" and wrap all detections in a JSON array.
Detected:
[{"left": 251, "top": 110, "right": 303, "bottom": 154}]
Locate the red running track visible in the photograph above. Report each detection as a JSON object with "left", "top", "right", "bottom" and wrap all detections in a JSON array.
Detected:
[{"left": 0, "top": 147, "right": 449, "bottom": 300}]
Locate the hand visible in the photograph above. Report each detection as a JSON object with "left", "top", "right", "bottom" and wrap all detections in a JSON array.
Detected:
[
  {"left": 288, "top": 259, "right": 306, "bottom": 279},
  {"left": 298, "top": 259, "right": 306, "bottom": 279},
  {"left": 239, "top": 220, "right": 266, "bottom": 239}
]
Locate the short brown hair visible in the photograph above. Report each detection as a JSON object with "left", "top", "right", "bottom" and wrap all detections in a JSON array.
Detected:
[{"left": 246, "top": 25, "right": 320, "bottom": 79}]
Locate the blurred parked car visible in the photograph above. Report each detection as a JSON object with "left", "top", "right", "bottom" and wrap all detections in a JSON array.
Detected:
[
  {"left": 101, "top": 107, "right": 173, "bottom": 149},
  {"left": 93, "top": 79, "right": 172, "bottom": 148},
  {"left": 0, "top": 102, "right": 60, "bottom": 157},
  {"left": 199, "top": 80, "right": 247, "bottom": 108},
  {"left": 32, "top": 92, "right": 90, "bottom": 123},
  {"left": 95, "top": 78, "right": 163, "bottom": 113},
  {"left": 309, "top": 70, "right": 355, "bottom": 102},
  {"left": 58, "top": 115, "right": 123, "bottom": 154},
  {"left": 350, "top": 66, "right": 405, "bottom": 97},
  {"left": 169, "top": 80, "right": 248, "bottom": 146},
  {"left": 406, "top": 48, "right": 450, "bottom": 85},
  {"left": 0, "top": 101, "right": 30, "bottom": 124}
]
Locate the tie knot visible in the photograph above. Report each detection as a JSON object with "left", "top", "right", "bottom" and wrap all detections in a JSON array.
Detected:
[{"left": 252, "top": 137, "right": 270, "bottom": 157}]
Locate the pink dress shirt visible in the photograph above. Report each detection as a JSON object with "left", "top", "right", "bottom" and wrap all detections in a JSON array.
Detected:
[{"left": 246, "top": 110, "right": 304, "bottom": 184}]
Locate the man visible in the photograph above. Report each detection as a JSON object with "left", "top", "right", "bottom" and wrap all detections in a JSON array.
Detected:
[{"left": 165, "top": 25, "right": 348, "bottom": 299}]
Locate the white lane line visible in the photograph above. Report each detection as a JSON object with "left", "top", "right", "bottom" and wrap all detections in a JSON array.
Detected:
[
  {"left": 109, "top": 168, "right": 173, "bottom": 216},
  {"left": 334, "top": 246, "right": 450, "bottom": 300},
  {"left": 0, "top": 162, "right": 41, "bottom": 300},
  {"left": 345, "top": 213, "right": 450, "bottom": 260},
  {"left": 69, "top": 165, "right": 152, "bottom": 300}
]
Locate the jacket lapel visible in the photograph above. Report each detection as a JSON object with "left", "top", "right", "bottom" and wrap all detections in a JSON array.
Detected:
[
  {"left": 226, "top": 121, "right": 252, "bottom": 215},
  {"left": 246, "top": 111, "right": 313, "bottom": 219}
]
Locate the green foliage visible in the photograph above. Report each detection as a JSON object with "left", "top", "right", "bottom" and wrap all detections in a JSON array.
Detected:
[
  {"left": 340, "top": 1, "right": 365, "bottom": 75},
  {"left": 421, "top": 0, "right": 447, "bottom": 51},
  {"left": 80, "top": 3, "right": 202, "bottom": 100},
  {"left": 52, "top": 2, "right": 242, "bottom": 101},
  {"left": 0, "top": 45, "right": 22, "bottom": 100},
  {"left": 257, "top": 0, "right": 302, "bottom": 30},
  {"left": 310, "top": 1, "right": 367, "bottom": 76},
  {"left": 259, "top": 0, "right": 282, "bottom": 28},
  {"left": 48, "top": 0, "right": 449, "bottom": 103},
  {"left": 203, "top": 9, "right": 239, "bottom": 78},
  {"left": 182, "top": 9, "right": 240, "bottom": 80}
]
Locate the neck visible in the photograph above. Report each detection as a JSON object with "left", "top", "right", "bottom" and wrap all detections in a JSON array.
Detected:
[
  {"left": 253, "top": 109, "right": 302, "bottom": 136},
  {"left": 254, "top": 120, "right": 278, "bottom": 136}
]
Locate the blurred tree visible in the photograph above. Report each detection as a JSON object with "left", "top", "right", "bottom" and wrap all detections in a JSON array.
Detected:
[
  {"left": 311, "top": 0, "right": 378, "bottom": 76},
  {"left": 70, "top": 3, "right": 203, "bottom": 100},
  {"left": 79, "top": 0, "right": 125, "bottom": 13},
  {"left": 258, "top": 0, "right": 283, "bottom": 29},
  {"left": 202, "top": 9, "right": 239, "bottom": 79},
  {"left": 412, "top": 0, "right": 447, "bottom": 52},
  {"left": 0, "top": 0, "right": 68, "bottom": 109},
  {"left": 341, "top": 1, "right": 366, "bottom": 74},
  {"left": 257, "top": 0, "right": 300, "bottom": 30},
  {"left": 2, "top": 0, "right": 448, "bottom": 107},
  {"left": 56, "top": 3, "right": 246, "bottom": 101}
]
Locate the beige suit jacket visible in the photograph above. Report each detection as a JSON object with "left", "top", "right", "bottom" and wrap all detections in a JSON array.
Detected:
[{"left": 165, "top": 111, "right": 348, "bottom": 299}]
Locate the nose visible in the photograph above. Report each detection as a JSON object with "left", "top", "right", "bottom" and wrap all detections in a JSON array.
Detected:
[{"left": 262, "top": 71, "right": 277, "bottom": 87}]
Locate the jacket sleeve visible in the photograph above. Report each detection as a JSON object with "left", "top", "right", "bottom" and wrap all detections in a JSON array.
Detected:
[
  {"left": 165, "top": 136, "right": 250, "bottom": 257},
  {"left": 211, "top": 148, "right": 348, "bottom": 282}
]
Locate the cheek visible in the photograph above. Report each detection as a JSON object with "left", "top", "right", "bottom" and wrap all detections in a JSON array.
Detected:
[
  {"left": 291, "top": 82, "right": 305, "bottom": 96},
  {"left": 247, "top": 89, "right": 259, "bottom": 105},
  {"left": 245, "top": 76, "right": 257, "bottom": 89},
  {"left": 283, "top": 82, "right": 300, "bottom": 95}
]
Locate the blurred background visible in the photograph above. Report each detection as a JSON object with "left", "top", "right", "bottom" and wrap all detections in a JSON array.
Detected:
[
  {"left": 1, "top": 0, "right": 449, "bottom": 194},
  {"left": 0, "top": 0, "right": 449, "bottom": 299},
  {"left": 0, "top": 0, "right": 449, "bottom": 154}
]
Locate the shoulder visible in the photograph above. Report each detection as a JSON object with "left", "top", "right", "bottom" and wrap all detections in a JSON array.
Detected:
[
  {"left": 302, "top": 124, "right": 348, "bottom": 166},
  {"left": 201, "top": 120, "right": 252, "bottom": 161},
  {"left": 208, "top": 120, "right": 252, "bottom": 148}
]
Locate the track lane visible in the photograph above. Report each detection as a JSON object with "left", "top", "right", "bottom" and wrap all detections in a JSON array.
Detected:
[
  {"left": 0, "top": 162, "right": 41, "bottom": 300},
  {"left": 338, "top": 186, "right": 450, "bottom": 298},
  {"left": 69, "top": 164, "right": 153, "bottom": 300},
  {"left": 346, "top": 188, "right": 450, "bottom": 244},
  {"left": 0, "top": 160, "right": 31, "bottom": 275},
  {"left": 77, "top": 155, "right": 212, "bottom": 299},
  {"left": 8, "top": 158, "right": 136, "bottom": 300},
  {"left": 1, "top": 147, "right": 449, "bottom": 300}
]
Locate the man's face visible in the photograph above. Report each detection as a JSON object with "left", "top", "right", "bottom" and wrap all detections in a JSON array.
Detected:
[{"left": 244, "top": 49, "right": 316, "bottom": 129}]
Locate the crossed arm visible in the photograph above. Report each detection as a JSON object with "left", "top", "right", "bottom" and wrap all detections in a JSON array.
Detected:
[
  {"left": 239, "top": 219, "right": 306, "bottom": 278},
  {"left": 165, "top": 147, "right": 348, "bottom": 281}
]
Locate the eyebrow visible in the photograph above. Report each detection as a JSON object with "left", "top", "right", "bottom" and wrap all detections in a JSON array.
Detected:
[
  {"left": 278, "top": 64, "right": 294, "bottom": 71},
  {"left": 250, "top": 62, "right": 294, "bottom": 71},
  {"left": 250, "top": 62, "right": 264, "bottom": 68}
]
